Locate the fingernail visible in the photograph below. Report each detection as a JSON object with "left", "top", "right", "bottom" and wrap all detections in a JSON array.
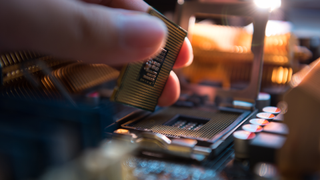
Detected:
[{"left": 118, "top": 13, "right": 167, "bottom": 50}]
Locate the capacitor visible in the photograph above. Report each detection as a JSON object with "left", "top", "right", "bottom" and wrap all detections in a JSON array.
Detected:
[
  {"left": 262, "top": 106, "right": 281, "bottom": 114},
  {"left": 233, "top": 130, "right": 256, "bottom": 159},
  {"left": 249, "top": 118, "right": 269, "bottom": 126},
  {"left": 256, "top": 112, "right": 275, "bottom": 120},
  {"left": 242, "top": 124, "right": 263, "bottom": 133},
  {"left": 256, "top": 92, "right": 271, "bottom": 112}
]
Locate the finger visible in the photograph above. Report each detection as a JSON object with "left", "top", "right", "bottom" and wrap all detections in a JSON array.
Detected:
[
  {"left": 82, "top": 0, "right": 102, "bottom": 4},
  {"left": 157, "top": 71, "right": 180, "bottom": 107},
  {"left": 100, "top": 0, "right": 149, "bottom": 12},
  {"left": 0, "top": 0, "right": 166, "bottom": 65},
  {"left": 81, "top": 0, "right": 149, "bottom": 12},
  {"left": 173, "top": 37, "right": 193, "bottom": 69},
  {"left": 81, "top": 0, "right": 193, "bottom": 70},
  {"left": 111, "top": 36, "right": 192, "bottom": 73}
]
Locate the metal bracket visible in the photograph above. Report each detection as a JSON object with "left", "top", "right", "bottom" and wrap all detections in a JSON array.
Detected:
[{"left": 176, "top": 0, "right": 270, "bottom": 105}]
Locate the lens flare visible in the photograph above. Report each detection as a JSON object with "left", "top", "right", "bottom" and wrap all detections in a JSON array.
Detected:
[{"left": 254, "top": 0, "right": 281, "bottom": 11}]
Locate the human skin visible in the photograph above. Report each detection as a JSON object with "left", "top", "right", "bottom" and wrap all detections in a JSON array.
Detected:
[{"left": 0, "top": 0, "right": 193, "bottom": 106}]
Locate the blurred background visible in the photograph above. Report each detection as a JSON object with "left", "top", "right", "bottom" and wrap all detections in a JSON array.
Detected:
[{"left": 147, "top": 0, "right": 320, "bottom": 105}]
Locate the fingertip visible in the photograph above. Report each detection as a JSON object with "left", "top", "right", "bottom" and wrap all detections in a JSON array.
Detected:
[
  {"left": 173, "top": 37, "right": 193, "bottom": 69},
  {"left": 104, "top": 0, "right": 150, "bottom": 12},
  {"left": 73, "top": 8, "right": 168, "bottom": 65},
  {"left": 119, "top": 14, "right": 167, "bottom": 60},
  {"left": 157, "top": 71, "right": 180, "bottom": 107}
]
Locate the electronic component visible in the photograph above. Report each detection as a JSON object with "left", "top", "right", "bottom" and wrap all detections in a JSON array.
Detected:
[
  {"left": 233, "top": 130, "right": 256, "bottom": 159},
  {"left": 262, "top": 106, "right": 281, "bottom": 114},
  {"left": 0, "top": 51, "right": 74, "bottom": 85},
  {"left": 256, "top": 92, "right": 271, "bottom": 112},
  {"left": 0, "top": 53, "right": 119, "bottom": 101},
  {"left": 139, "top": 48, "right": 168, "bottom": 85},
  {"left": 111, "top": 8, "right": 187, "bottom": 111},
  {"left": 181, "top": 22, "right": 307, "bottom": 90},
  {"left": 110, "top": 0, "right": 271, "bottom": 163},
  {"left": 233, "top": 105, "right": 289, "bottom": 172},
  {"left": 242, "top": 124, "right": 263, "bottom": 133},
  {"left": 256, "top": 112, "right": 275, "bottom": 120},
  {"left": 42, "top": 63, "right": 119, "bottom": 93},
  {"left": 249, "top": 118, "right": 269, "bottom": 126},
  {"left": 113, "top": 105, "right": 253, "bottom": 160},
  {"left": 249, "top": 133, "right": 286, "bottom": 167},
  {"left": 122, "top": 107, "right": 248, "bottom": 141}
]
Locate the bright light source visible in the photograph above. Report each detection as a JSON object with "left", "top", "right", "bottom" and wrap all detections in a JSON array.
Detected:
[
  {"left": 254, "top": 0, "right": 281, "bottom": 11},
  {"left": 244, "top": 20, "right": 292, "bottom": 37},
  {"left": 177, "top": 0, "right": 184, "bottom": 5}
]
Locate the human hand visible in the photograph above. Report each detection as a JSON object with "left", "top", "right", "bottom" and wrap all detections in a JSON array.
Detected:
[{"left": 0, "top": 0, "right": 193, "bottom": 106}]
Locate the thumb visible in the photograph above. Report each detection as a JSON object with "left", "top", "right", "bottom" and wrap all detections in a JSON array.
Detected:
[{"left": 0, "top": 0, "right": 167, "bottom": 65}]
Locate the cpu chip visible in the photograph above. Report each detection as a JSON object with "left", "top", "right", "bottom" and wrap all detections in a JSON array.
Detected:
[{"left": 111, "top": 8, "right": 187, "bottom": 111}]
